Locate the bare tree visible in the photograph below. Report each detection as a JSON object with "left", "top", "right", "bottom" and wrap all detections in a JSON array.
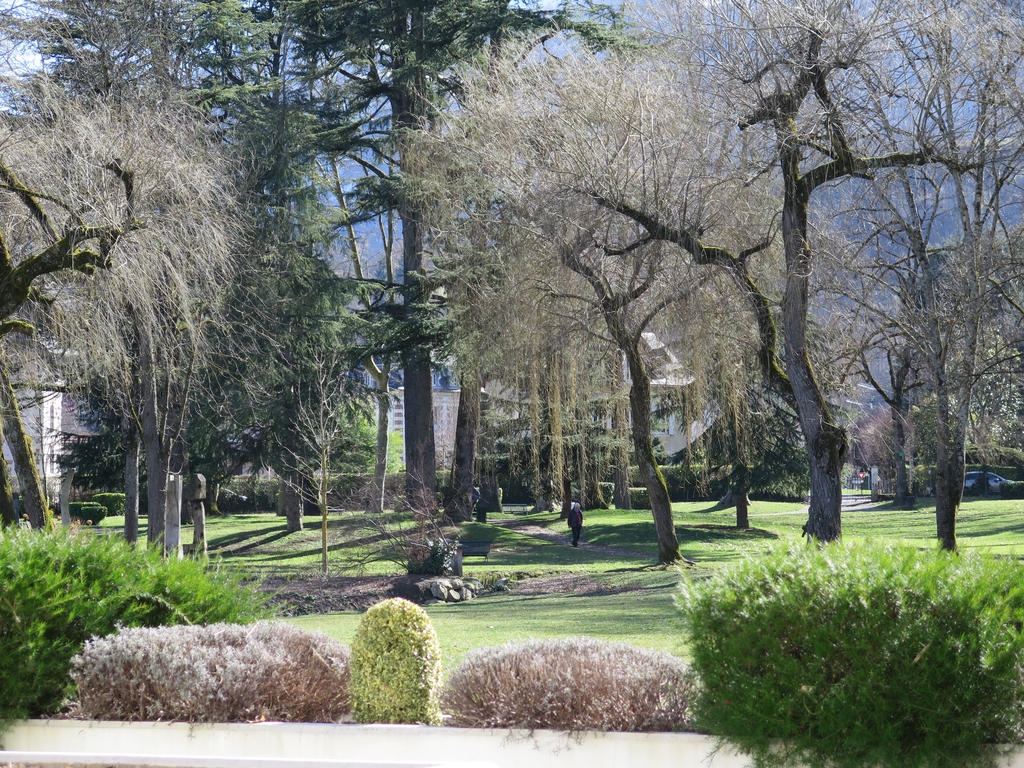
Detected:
[
  {"left": 638, "top": 0, "right": 958, "bottom": 540},
  {"left": 0, "top": 82, "right": 145, "bottom": 528},
  {"left": 281, "top": 351, "right": 372, "bottom": 572},
  {"left": 41, "top": 89, "right": 239, "bottom": 549},
  {"left": 828, "top": 0, "right": 1024, "bottom": 548},
  {"left": 422, "top": 46, "right": 775, "bottom": 562}
]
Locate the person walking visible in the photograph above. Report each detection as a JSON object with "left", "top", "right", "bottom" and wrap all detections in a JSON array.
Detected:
[{"left": 568, "top": 499, "right": 584, "bottom": 547}]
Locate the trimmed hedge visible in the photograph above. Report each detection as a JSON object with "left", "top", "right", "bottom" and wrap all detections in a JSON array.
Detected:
[
  {"left": 350, "top": 598, "right": 441, "bottom": 724},
  {"left": 73, "top": 623, "right": 349, "bottom": 723},
  {"left": 0, "top": 529, "right": 268, "bottom": 731},
  {"left": 442, "top": 638, "right": 693, "bottom": 731},
  {"left": 68, "top": 501, "right": 106, "bottom": 525},
  {"left": 1002, "top": 481, "right": 1024, "bottom": 499},
  {"left": 219, "top": 476, "right": 280, "bottom": 513},
  {"left": 914, "top": 465, "right": 1024, "bottom": 496},
  {"left": 92, "top": 493, "right": 126, "bottom": 517},
  {"left": 629, "top": 487, "right": 650, "bottom": 510},
  {"left": 682, "top": 542, "right": 1024, "bottom": 768}
]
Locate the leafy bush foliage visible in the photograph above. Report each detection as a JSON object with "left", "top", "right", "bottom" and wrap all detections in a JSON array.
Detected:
[
  {"left": 92, "top": 493, "right": 126, "bottom": 517},
  {"left": 682, "top": 542, "right": 1024, "bottom": 768},
  {"left": 629, "top": 486, "right": 650, "bottom": 509},
  {"left": 219, "top": 476, "right": 280, "bottom": 513},
  {"left": 441, "top": 637, "right": 693, "bottom": 731},
  {"left": 0, "top": 529, "right": 268, "bottom": 728},
  {"left": 407, "top": 538, "right": 457, "bottom": 575},
  {"left": 966, "top": 464, "right": 1021, "bottom": 481},
  {"left": 350, "top": 598, "right": 441, "bottom": 724},
  {"left": 68, "top": 501, "right": 107, "bottom": 525},
  {"left": 913, "top": 465, "right": 1022, "bottom": 496},
  {"left": 1002, "top": 481, "right": 1024, "bottom": 499},
  {"left": 72, "top": 622, "right": 349, "bottom": 722}
]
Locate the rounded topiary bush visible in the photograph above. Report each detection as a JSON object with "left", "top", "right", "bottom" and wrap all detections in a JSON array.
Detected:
[
  {"left": 350, "top": 597, "right": 441, "bottom": 724},
  {"left": 68, "top": 501, "right": 107, "bottom": 525},
  {"left": 682, "top": 542, "right": 1024, "bottom": 768},
  {"left": 72, "top": 622, "right": 350, "bottom": 723},
  {"left": 441, "top": 637, "right": 693, "bottom": 731},
  {"left": 92, "top": 493, "right": 126, "bottom": 517},
  {"left": 0, "top": 529, "right": 268, "bottom": 729}
]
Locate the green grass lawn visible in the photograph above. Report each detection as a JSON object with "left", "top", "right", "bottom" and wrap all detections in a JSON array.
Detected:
[
  {"left": 94, "top": 495, "right": 1024, "bottom": 664},
  {"left": 289, "top": 570, "right": 688, "bottom": 669},
  {"left": 97, "top": 496, "right": 1024, "bottom": 578}
]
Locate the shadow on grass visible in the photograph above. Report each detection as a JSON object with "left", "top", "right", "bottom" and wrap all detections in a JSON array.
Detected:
[
  {"left": 678, "top": 524, "right": 779, "bottom": 541},
  {"left": 587, "top": 520, "right": 778, "bottom": 551},
  {"left": 211, "top": 527, "right": 292, "bottom": 556},
  {"left": 686, "top": 504, "right": 727, "bottom": 514}
]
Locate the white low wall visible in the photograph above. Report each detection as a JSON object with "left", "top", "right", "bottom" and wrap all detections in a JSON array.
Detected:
[
  {"left": 3, "top": 720, "right": 749, "bottom": 768},
  {"left": 6, "top": 721, "right": 1024, "bottom": 768}
]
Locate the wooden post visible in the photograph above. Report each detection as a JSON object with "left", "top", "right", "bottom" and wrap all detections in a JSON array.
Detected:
[{"left": 59, "top": 470, "right": 75, "bottom": 527}]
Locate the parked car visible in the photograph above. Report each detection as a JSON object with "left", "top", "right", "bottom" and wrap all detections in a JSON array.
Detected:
[{"left": 963, "top": 471, "right": 1010, "bottom": 494}]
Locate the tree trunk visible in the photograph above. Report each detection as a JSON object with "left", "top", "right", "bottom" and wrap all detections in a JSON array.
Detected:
[
  {"left": 369, "top": 381, "right": 390, "bottom": 515},
  {"left": 0, "top": 417, "right": 14, "bottom": 527},
  {"left": 732, "top": 462, "right": 751, "bottom": 530},
  {"left": 446, "top": 367, "right": 480, "bottom": 522},
  {"left": 612, "top": 393, "right": 631, "bottom": 510},
  {"left": 0, "top": 355, "right": 50, "bottom": 529},
  {"left": 561, "top": 464, "right": 572, "bottom": 518},
  {"left": 59, "top": 470, "right": 74, "bottom": 527},
  {"left": 529, "top": 360, "right": 547, "bottom": 511},
  {"left": 403, "top": 352, "right": 435, "bottom": 512},
  {"left": 581, "top": 427, "right": 606, "bottom": 510},
  {"left": 623, "top": 344, "right": 680, "bottom": 563},
  {"left": 207, "top": 481, "right": 220, "bottom": 516},
  {"left": 124, "top": 417, "right": 140, "bottom": 544},
  {"left": 549, "top": 363, "right": 566, "bottom": 517},
  {"left": 141, "top": 378, "right": 168, "bottom": 548},
  {"left": 282, "top": 475, "right": 304, "bottom": 533},
  {"left": 320, "top": 455, "right": 329, "bottom": 573},
  {"left": 477, "top": 393, "right": 500, "bottom": 514},
  {"left": 892, "top": 401, "right": 912, "bottom": 508},
  {"left": 933, "top": 381, "right": 965, "bottom": 551},
  {"left": 192, "top": 500, "right": 207, "bottom": 557},
  {"left": 780, "top": 171, "right": 845, "bottom": 542},
  {"left": 398, "top": 171, "right": 436, "bottom": 514}
]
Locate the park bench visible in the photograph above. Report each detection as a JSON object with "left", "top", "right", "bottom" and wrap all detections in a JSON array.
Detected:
[{"left": 459, "top": 540, "right": 492, "bottom": 559}]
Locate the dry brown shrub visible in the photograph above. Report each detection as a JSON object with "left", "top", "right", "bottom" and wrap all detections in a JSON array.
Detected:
[
  {"left": 440, "top": 637, "right": 694, "bottom": 732},
  {"left": 71, "top": 622, "right": 350, "bottom": 723}
]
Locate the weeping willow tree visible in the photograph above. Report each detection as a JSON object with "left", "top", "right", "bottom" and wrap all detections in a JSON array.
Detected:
[
  {"left": 416, "top": 35, "right": 785, "bottom": 563},
  {"left": 39, "top": 92, "right": 239, "bottom": 549},
  {"left": 0, "top": 83, "right": 171, "bottom": 529},
  {"left": 431, "top": 197, "right": 620, "bottom": 523}
]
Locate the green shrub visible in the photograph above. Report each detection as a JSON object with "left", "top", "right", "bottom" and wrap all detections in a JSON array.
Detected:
[
  {"left": 629, "top": 486, "right": 650, "bottom": 509},
  {"left": 661, "top": 465, "right": 720, "bottom": 501},
  {"left": 92, "top": 493, "right": 126, "bottom": 517},
  {"left": 0, "top": 529, "right": 268, "bottom": 732},
  {"left": 682, "top": 542, "right": 1024, "bottom": 768},
  {"left": 350, "top": 598, "right": 441, "bottom": 724},
  {"left": 441, "top": 637, "right": 693, "bottom": 731},
  {"left": 407, "top": 538, "right": 457, "bottom": 576},
  {"left": 966, "top": 464, "right": 1021, "bottom": 481},
  {"left": 1002, "top": 481, "right": 1024, "bottom": 499},
  {"left": 599, "top": 482, "right": 615, "bottom": 503},
  {"left": 912, "top": 464, "right": 935, "bottom": 496},
  {"left": 68, "top": 501, "right": 106, "bottom": 525},
  {"left": 221, "top": 476, "right": 279, "bottom": 513}
]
